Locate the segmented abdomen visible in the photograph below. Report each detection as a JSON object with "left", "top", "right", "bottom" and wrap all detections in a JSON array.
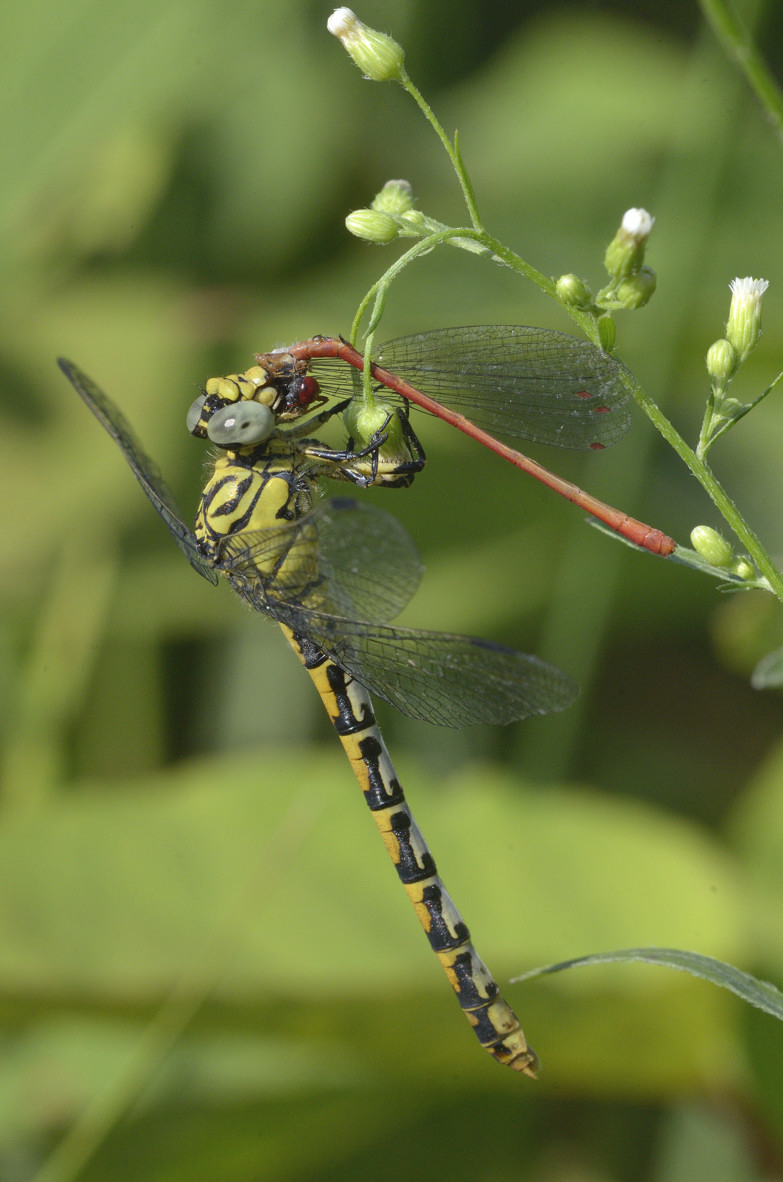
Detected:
[{"left": 283, "top": 627, "right": 538, "bottom": 1075}]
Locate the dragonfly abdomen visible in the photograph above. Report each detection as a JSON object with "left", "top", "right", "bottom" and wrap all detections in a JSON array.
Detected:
[{"left": 284, "top": 625, "right": 538, "bottom": 1075}]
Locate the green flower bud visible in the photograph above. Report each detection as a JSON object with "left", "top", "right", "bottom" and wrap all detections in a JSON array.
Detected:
[
  {"left": 732, "top": 557, "right": 755, "bottom": 581},
  {"left": 614, "top": 266, "right": 656, "bottom": 310},
  {"left": 604, "top": 207, "right": 655, "bottom": 281},
  {"left": 372, "top": 179, "right": 413, "bottom": 215},
  {"left": 705, "top": 338, "right": 738, "bottom": 385},
  {"left": 344, "top": 397, "right": 405, "bottom": 455},
  {"left": 396, "top": 209, "right": 426, "bottom": 236},
  {"left": 725, "top": 276, "right": 769, "bottom": 362},
  {"left": 556, "top": 274, "right": 592, "bottom": 308},
  {"left": 690, "top": 525, "right": 733, "bottom": 567},
  {"left": 327, "top": 8, "right": 405, "bottom": 83},
  {"left": 345, "top": 209, "right": 399, "bottom": 243}
]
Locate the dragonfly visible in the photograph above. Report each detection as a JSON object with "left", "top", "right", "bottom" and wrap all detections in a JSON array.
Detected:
[
  {"left": 58, "top": 354, "right": 578, "bottom": 1075},
  {"left": 253, "top": 325, "right": 676, "bottom": 556}
]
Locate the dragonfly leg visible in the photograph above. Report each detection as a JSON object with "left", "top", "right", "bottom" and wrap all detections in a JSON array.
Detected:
[
  {"left": 317, "top": 406, "right": 427, "bottom": 489},
  {"left": 284, "top": 397, "right": 354, "bottom": 439}
]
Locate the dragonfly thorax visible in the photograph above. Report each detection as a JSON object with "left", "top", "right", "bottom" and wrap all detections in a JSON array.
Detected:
[{"left": 195, "top": 449, "right": 317, "bottom": 561}]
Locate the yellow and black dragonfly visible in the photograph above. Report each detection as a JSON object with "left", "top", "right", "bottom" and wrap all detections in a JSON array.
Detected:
[{"left": 58, "top": 353, "right": 577, "bottom": 1074}]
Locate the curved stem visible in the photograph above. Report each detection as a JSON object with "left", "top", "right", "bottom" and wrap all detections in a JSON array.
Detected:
[
  {"left": 399, "top": 68, "right": 484, "bottom": 230},
  {"left": 624, "top": 369, "right": 783, "bottom": 599},
  {"left": 349, "top": 224, "right": 783, "bottom": 598}
]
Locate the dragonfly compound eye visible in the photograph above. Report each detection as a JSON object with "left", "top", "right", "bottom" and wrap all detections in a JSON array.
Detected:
[
  {"left": 186, "top": 393, "right": 208, "bottom": 435},
  {"left": 289, "top": 375, "right": 321, "bottom": 408},
  {"left": 206, "top": 400, "right": 276, "bottom": 447}
]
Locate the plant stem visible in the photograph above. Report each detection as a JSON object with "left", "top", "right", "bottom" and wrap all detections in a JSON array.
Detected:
[
  {"left": 625, "top": 369, "right": 783, "bottom": 598},
  {"left": 349, "top": 219, "right": 783, "bottom": 596},
  {"left": 399, "top": 68, "right": 484, "bottom": 230}
]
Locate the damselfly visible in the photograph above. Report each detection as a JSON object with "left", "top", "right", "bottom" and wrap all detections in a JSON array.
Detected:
[
  {"left": 58, "top": 355, "right": 577, "bottom": 1074},
  {"left": 256, "top": 326, "right": 675, "bottom": 556}
]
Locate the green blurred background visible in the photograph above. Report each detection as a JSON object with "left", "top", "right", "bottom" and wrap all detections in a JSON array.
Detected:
[{"left": 4, "top": 0, "right": 783, "bottom": 1178}]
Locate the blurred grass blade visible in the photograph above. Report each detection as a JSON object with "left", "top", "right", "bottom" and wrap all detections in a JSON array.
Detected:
[{"left": 512, "top": 947, "right": 783, "bottom": 1020}]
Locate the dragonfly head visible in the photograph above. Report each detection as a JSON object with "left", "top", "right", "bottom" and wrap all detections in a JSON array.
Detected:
[
  {"left": 187, "top": 365, "right": 282, "bottom": 447},
  {"left": 188, "top": 358, "right": 325, "bottom": 447}
]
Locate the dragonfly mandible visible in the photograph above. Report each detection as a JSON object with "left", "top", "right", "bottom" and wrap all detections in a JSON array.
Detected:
[
  {"left": 257, "top": 326, "right": 676, "bottom": 556},
  {"left": 58, "top": 355, "right": 577, "bottom": 1074}
]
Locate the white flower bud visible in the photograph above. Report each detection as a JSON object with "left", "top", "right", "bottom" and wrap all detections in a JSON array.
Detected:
[{"left": 327, "top": 9, "right": 405, "bottom": 82}]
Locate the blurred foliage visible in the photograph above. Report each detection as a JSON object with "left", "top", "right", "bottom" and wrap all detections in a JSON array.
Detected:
[{"left": 4, "top": 0, "right": 783, "bottom": 1178}]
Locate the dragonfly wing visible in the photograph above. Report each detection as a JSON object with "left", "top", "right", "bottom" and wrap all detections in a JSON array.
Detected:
[
  {"left": 218, "top": 509, "right": 575, "bottom": 726},
  {"left": 274, "top": 607, "right": 578, "bottom": 727},
  {"left": 375, "top": 327, "right": 632, "bottom": 450},
  {"left": 312, "top": 326, "right": 631, "bottom": 450},
  {"left": 310, "top": 499, "right": 422, "bottom": 620},
  {"left": 58, "top": 359, "right": 218, "bottom": 584},
  {"left": 218, "top": 499, "right": 423, "bottom": 623}
]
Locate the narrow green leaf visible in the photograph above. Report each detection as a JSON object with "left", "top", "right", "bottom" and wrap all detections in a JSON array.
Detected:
[{"left": 513, "top": 947, "right": 783, "bottom": 1020}]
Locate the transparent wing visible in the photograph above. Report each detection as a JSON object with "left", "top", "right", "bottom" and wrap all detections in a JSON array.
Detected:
[
  {"left": 311, "top": 325, "right": 631, "bottom": 450},
  {"left": 58, "top": 358, "right": 218, "bottom": 584},
  {"left": 219, "top": 499, "right": 423, "bottom": 623},
  {"left": 218, "top": 499, "right": 577, "bottom": 727},
  {"left": 277, "top": 603, "right": 576, "bottom": 727}
]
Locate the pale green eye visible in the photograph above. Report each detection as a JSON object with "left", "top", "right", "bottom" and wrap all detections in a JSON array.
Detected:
[
  {"left": 206, "top": 400, "right": 275, "bottom": 446},
  {"left": 186, "top": 393, "right": 207, "bottom": 434}
]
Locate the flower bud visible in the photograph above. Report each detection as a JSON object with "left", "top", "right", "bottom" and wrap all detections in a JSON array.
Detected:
[
  {"left": 705, "top": 338, "right": 738, "bottom": 386},
  {"left": 725, "top": 276, "right": 769, "bottom": 362},
  {"left": 327, "top": 8, "right": 405, "bottom": 82},
  {"left": 690, "top": 525, "right": 733, "bottom": 567},
  {"left": 556, "top": 273, "right": 592, "bottom": 308},
  {"left": 614, "top": 265, "right": 657, "bottom": 309},
  {"left": 344, "top": 397, "right": 405, "bottom": 457},
  {"left": 604, "top": 207, "right": 655, "bottom": 281},
  {"left": 372, "top": 179, "right": 413, "bottom": 215},
  {"left": 396, "top": 209, "right": 426, "bottom": 235},
  {"left": 732, "top": 557, "right": 755, "bottom": 581},
  {"left": 345, "top": 208, "right": 399, "bottom": 243}
]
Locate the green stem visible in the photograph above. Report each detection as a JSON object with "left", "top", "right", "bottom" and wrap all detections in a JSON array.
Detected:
[
  {"left": 699, "top": 369, "right": 783, "bottom": 456},
  {"left": 349, "top": 228, "right": 497, "bottom": 345},
  {"left": 398, "top": 67, "right": 484, "bottom": 230},
  {"left": 349, "top": 221, "right": 783, "bottom": 597},
  {"left": 625, "top": 370, "right": 783, "bottom": 598}
]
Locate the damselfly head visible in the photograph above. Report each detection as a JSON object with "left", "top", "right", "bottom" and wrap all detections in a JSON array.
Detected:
[{"left": 253, "top": 349, "right": 327, "bottom": 421}]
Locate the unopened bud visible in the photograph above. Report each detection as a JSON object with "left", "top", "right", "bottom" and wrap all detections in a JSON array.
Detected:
[
  {"left": 372, "top": 179, "right": 413, "bottom": 215},
  {"left": 732, "top": 557, "right": 755, "bottom": 580},
  {"left": 344, "top": 397, "right": 405, "bottom": 455},
  {"left": 396, "top": 209, "right": 426, "bottom": 235},
  {"left": 556, "top": 274, "right": 592, "bottom": 308},
  {"left": 614, "top": 266, "right": 656, "bottom": 310},
  {"left": 345, "top": 208, "right": 399, "bottom": 243},
  {"left": 327, "top": 8, "right": 405, "bottom": 82},
  {"left": 725, "top": 277, "right": 768, "bottom": 362},
  {"left": 690, "top": 525, "right": 733, "bottom": 567},
  {"left": 604, "top": 207, "right": 655, "bottom": 281},
  {"left": 705, "top": 338, "right": 738, "bottom": 385}
]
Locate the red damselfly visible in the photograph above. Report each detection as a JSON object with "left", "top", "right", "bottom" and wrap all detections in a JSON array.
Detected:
[{"left": 264, "top": 326, "right": 675, "bottom": 556}]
